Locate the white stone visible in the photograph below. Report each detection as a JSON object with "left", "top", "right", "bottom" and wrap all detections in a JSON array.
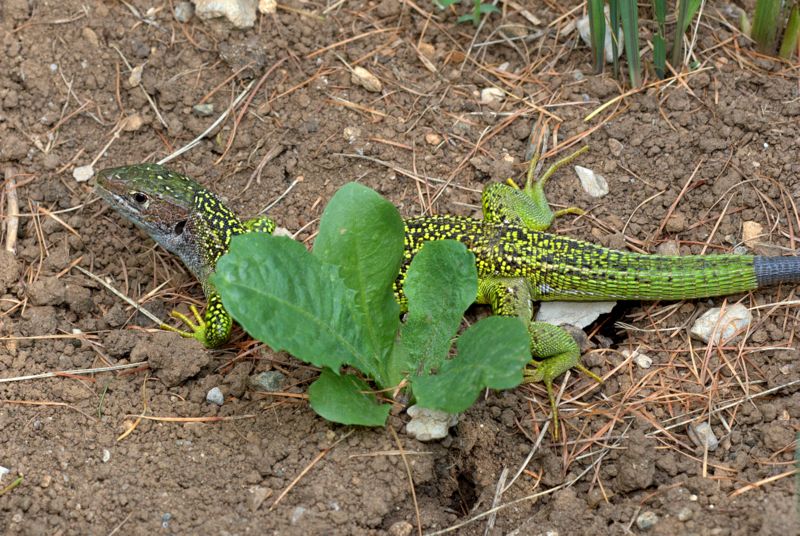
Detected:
[
  {"left": 101, "top": 448, "right": 111, "bottom": 463},
  {"left": 0, "top": 466, "right": 9, "bottom": 481},
  {"left": 193, "top": 0, "right": 257, "bottom": 28},
  {"left": 72, "top": 165, "right": 94, "bottom": 182},
  {"left": 351, "top": 66, "right": 382, "bottom": 93},
  {"left": 258, "top": 0, "right": 276, "bottom": 14},
  {"left": 742, "top": 221, "right": 763, "bottom": 249},
  {"left": 535, "top": 301, "right": 616, "bottom": 329},
  {"left": 480, "top": 87, "right": 504, "bottom": 105},
  {"left": 577, "top": 6, "right": 625, "bottom": 63},
  {"left": 405, "top": 405, "right": 458, "bottom": 441},
  {"left": 206, "top": 386, "right": 224, "bottom": 405},
  {"left": 687, "top": 422, "right": 719, "bottom": 451},
  {"left": 622, "top": 349, "right": 653, "bottom": 369},
  {"left": 574, "top": 165, "right": 609, "bottom": 197},
  {"left": 690, "top": 303, "right": 752, "bottom": 344}
]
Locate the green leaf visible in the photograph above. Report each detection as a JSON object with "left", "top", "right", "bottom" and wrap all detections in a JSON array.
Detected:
[
  {"left": 412, "top": 316, "right": 530, "bottom": 413},
  {"left": 398, "top": 241, "right": 477, "bottom": 375},
  {"left": 213, "top": 234, "right": 371, "bottom": 373},
  {"left": 587, "top": 0, "right": 606, "bottom": 73},
  {"left": 620, "top": 0, "right": 641, "bottom": 87},
  {"left": 313, "top": 183, "right": 404, "bottom": 371},
  {"left": 308, "top": 368, "right": 390, "bottom": 426}
]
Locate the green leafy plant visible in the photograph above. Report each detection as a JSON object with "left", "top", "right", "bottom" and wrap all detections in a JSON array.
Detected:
[
  {"left": 752, "top": 0, "right": 800, "bottom": 59},
  {"left": 212, "top": 183, "right": 530, "bottom": 426},
  {"left": 436, "top": 0, "right": 499, "bottom": 26},
  {"left": 586, "top": 0, "right": 703, "bottom": 87}
]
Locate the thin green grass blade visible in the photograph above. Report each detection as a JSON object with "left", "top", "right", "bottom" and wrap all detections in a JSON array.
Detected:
[
  {"left": 752, "top": 0, "right": 783, "bottom": 54},
  {"left": 652, "top": 0, "right": 667, "bottom": 78},
  {"left": 588, "top": 0, "right": 606, "bottom": 73},
  {"left": 609, "top": 0, "right": 621, "bottom": 79},
  {"left": 778, "top": 3, "right": 800, "bottom": 59},
  {"left": 620, "top": 0, "right": 641, "bottom": 87}
]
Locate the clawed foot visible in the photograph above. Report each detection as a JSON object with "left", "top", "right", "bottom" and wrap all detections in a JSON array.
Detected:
[
  {"left": 161, "top": 305, "right": 209, "bottom": 345},
  {"left": 524, "top": 359, "right": 603, "bottom": 441}
]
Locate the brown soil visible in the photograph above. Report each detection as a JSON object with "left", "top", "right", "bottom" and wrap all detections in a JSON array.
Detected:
[{"left": 1, "top": 1, "right": 799, "bottom": 534}]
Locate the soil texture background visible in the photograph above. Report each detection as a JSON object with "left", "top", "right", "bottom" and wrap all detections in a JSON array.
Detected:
[{"left": 1, "top": 1, "right": 799, "bottom": 534}]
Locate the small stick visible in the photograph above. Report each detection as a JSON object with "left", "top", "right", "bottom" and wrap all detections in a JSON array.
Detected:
[
  {"left": 270, "top": 430, "right": 354, "bottom": 510},
  {"left": 4, "top": 168, "right": 19, "bottom": 254},
  {"left": 0, "top": 361, "right": 147, "bottom": 384}
]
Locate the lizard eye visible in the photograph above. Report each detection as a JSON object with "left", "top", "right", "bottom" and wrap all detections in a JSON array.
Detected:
[
  {"left": 174, "top": 220, "right": 186, "bottom": 235},
  {"left": 132, "top": 192, "right": 149, "bottom": 204}
]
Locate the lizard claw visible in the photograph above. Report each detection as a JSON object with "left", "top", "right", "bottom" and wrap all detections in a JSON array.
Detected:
[{"left": 162, "top": 305, "right": 209, "bottom": 345}]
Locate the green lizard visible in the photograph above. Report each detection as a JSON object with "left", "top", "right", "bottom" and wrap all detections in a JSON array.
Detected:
[{"left": 96, "top": 149, "right": 800, "bottom": 435}]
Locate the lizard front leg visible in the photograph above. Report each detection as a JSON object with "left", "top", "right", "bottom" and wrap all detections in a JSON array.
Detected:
[
  {"left": 481, "top": 146, "right": 588, "bottom": 231},
  {"left": 163, "top": 291, "right": 232, "bottom": 349}
]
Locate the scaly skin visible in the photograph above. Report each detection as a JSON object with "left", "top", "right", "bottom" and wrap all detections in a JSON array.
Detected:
[{"left": 96, "top": 153, "right": 800, "bottom": 438}]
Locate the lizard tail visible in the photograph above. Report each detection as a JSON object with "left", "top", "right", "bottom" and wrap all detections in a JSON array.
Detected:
[{"left": 754, "top": 256, "right": 800, "bottom": 287}]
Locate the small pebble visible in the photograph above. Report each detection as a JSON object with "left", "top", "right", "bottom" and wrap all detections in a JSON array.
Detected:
[
  {"left": 101, "top": 448, "right": 111, "bottom": 463},
  {"left": 690, "top": 303, "right": 752, "bottom": 344},
  {"left": 388, "top": 520, "right": 414, "bottom": 536},
  {"left": 258, "top": 0, "right": 277, "bottom": 14},
  {"left": 405, "top": 405, "right": 459, "bottom": 441},
  {"left": 623, "top": 349, "right": 652, "bottom": 369},
  {"left": 72, "top": 164, "right": 95, "bottom": 182},
  {"left": 193, "top": 103, "right": 215, "bottom": 116},
  {"left": 425, "top": 132, "right": 441, "bottom": 145},
  {"left": 677, "top": 506, "right": 693, "bottom": 521},
  {"left": 248, "top": 371, "right": 286, "bottom": 392},
  {"left": 480, "top": 87, "right": 504, "bottom": 105},
  {"left": 161, "top": 513, "right": 172, "bottom": 529},
  {"left": 249, "top": 486, "right": 272, "bottom": 511},
  {"left": 636, "top": 511, "right": 658, "bottom": 530},
  {"left": 0, "top": 466, "right": 9, "bottom": 481},
  {"left": 206, "top": 387, "right": 224, "bottom": 406},
  {"left": 351, "top": 66, "right": 382, "bottom": 92},
  {"left": 174, "top": 1, "right": 194, "bottom": 22},
  {"left": 688, "top": 422, "right": 719, "bottom": 451},
  {"left": 574, "top": 166, "right": 609, "bottom": 197},
  {"left": 742, "top": 221, "right": 763, "bottom": 249},
  {"left": 608, "top": 138, "right": 624, "bottom": 157}
]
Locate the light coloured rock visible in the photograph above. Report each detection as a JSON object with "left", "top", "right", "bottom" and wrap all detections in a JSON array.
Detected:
[
  {"left": 249, "top": 486, "right": 272, "bottom": 511},
  {"left": 425, "top": 132, "right": 441, "bottom": 145},
  {"left": 622, "top": 349, "right": 652, "bottom": 369},
  {"left": 405, "top": 405, "right": 458, "bottom": 441},
  {"left": 193, "top": 0, "right": 257, "bottom": 28},
  {"left": 351, "top": 66, "right": 382, "bottom": 92},
  {"left": 574, "top": 166, "right": 609, "bottom": 197},
  {"left": 608, "top": 138, "right": 624, "bottom": 157},
  {"left": 480, "top": 87, "right": 504, "bottom": 105},
  {"left": 101, "top": 448, "right": 111, "bottom": 463},
  {"left": 128, "top": 64, "right": 144, "bottom": 87},
  {"left": 636, "top": 511, "right": 658, "bottom": 531},
  {"left": 690, "top": 303, "right": 752, "bottom": 344},
  {"left": 0, "top": 466, "right": 9, "bottom": 481},
  {"left": 206, "top": 386, "right": 224, "bottom": 405},
  {"left": 536, "top": 301, "right": 616, "bottom": 329},
  {"left": 343, "top": 126, "right": 361, "bottom": 143},
  {"left": 174, "top": 1, "right": 194, "bottom": 22},
  {"left": 248, "top": 371, "right": 285, "bottom": 392},
  {"left": 72, "top": 164, "right": 94, "bottom": 183},
  {"left": 258, "top": 0, "right": 276, "bottom": 14},
  {"left": 687, "top": 422, "right": 719, "bottom": 451},
  {"left": 577, "top": 6, "right": 624, "bottom": 63},
  {"left": 742, "top": 221, "right": 763, "bottom": 249}
]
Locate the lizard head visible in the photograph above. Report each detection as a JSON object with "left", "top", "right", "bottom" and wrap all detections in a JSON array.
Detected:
[
  {"left": 96, "top": 163, "right": 245, "bottom": 283},
  {"left": 95, "top": 163, "right": 198, "bottom": 246}
]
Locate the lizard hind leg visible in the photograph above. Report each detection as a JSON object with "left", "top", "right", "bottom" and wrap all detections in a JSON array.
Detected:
[
  {"left": 481, "top": 145, "right": 588, "bottom": 231},
  {"left": 480, "top": 277, "right": 601, "bottom": 440}
]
